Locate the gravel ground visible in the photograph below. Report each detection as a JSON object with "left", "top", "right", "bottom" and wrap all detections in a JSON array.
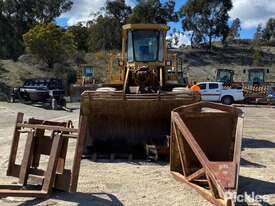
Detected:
[{"left": 0, "top": 102, "right": 274, "bottom": 206}]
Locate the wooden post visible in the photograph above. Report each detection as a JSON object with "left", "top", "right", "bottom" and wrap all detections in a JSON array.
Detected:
[
  {"left": 70, "top": 115, "right": 88, "bottom": 192},
  {"left": 42, "top": 134, "right": 64, "bottom": 193},
  {"left": 19, "top": 130, "right": 35, "bottom": 185},
  {"left": 7, "top": 113, "right": 24, "bottom": 176}
]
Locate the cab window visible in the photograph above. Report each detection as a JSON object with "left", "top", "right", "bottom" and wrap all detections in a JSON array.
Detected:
[
  {"left": 209, "top": 83, "right": 219, "bottom": 89},
  {"left": 198, "top": 84, "right": 206, "bottom": 90}
]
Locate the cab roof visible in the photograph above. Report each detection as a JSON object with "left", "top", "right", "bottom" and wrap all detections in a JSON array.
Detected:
[
  {"left": 198, "top": 82, "right": 222, "bottom": 84},
  {"left": 122, "top": 24, "right": 169, "bottom": 31}
]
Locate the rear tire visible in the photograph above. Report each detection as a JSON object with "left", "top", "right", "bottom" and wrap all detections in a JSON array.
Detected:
[{"left": 222, "top": 96, "right": 234, "bottom": 105}]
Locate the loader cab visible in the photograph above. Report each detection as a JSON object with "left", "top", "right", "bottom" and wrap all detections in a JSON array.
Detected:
[
  {"left": 121, "top": 24, "right": 169, "bottom": 94},
  {"left": 216, "top": 69, "right": 234, "bottom": 85},
  {"left": 248, "top": 69, "right": 265, "bottom": 86}
]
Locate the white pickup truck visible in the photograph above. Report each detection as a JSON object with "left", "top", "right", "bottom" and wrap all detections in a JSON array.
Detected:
[{"left": 197, "top": 82, "right": 244, "bottom": 105}]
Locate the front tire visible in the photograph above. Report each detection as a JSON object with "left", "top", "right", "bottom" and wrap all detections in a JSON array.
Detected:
[{"left": 222, "top": 96, "right": 234, "bottom": 105}]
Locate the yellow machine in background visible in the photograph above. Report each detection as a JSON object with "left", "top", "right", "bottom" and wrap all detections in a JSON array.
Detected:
[{"left": 76, "top": 65, "right": 97, "bottom": 86}]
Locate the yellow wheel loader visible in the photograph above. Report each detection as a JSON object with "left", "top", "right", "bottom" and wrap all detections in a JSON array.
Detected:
[{"left": 81, "top": 24, "right": 200, "bottom": 157}]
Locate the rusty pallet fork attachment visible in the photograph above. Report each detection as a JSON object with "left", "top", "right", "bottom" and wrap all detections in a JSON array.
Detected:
[
  {"left": 170, "top": 102, "right": 243, "bottom": 206},
  {"left": 0, "top": 112, "right": 87, "bottom": 198}
]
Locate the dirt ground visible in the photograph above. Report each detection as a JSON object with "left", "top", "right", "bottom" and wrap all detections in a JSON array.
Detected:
[{"left": 0, "top": 102, "right": 274, "bottom": 206}]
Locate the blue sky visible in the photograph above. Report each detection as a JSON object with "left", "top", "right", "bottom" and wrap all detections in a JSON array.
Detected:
[
  {"left": 56, "top": 0, "right": 275, "bottom": 41},
  {"left": 167, "top": 0, "right": 256, "bottom": 40}
]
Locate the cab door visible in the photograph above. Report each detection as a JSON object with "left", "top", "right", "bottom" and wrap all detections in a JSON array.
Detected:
[
  {"left": 198, "top": 83, "right": 221, "bottom": 102},
  {"left": 197, "top": 83, "right": 208, "bottom": 101},
  {"left": 207, "top": 83, "right": 221, "bottom": 101}
]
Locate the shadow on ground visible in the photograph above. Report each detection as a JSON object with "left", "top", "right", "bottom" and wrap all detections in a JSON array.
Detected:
[
  {"left": 240, "top": 158, "right": 266, "bottom": 168},
  {"left": 85, "top": 158, "right": 169, "bottom": 166},
  {"left": 242, "top": 137, "right": 275, "bottom": 149},
  {"left": 237, "top": 176, "right": 275, "bottom": 206},
  {"left": 16, "top": 192, "right": 124, "bottom": 206}
]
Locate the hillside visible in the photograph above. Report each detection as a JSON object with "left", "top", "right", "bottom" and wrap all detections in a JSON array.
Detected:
[
  {"left": 174, "top": 42, "right": 275, "bottom": 82},
  {"left": 0, "top": 59, "right": 55, "bottom": 101},
  {"left": 1, "top": 42, "right": 275, "bottom": 101}
]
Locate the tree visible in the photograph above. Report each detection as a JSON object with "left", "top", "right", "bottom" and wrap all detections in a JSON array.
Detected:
[
  {"left": 106, "top": 0, "right": 132, "bottom": 25},
  {"left": 0, "top": 10, "right": 22, "bottom": 59},
  {"left": 251, "top": 47, "right": 264, "bottom": 65},
  {"left": 180, "top": 0, "right": 233, "bottom": 48},
  {"left": 23, "top": 23, "right": 76, "bottom": 68},
  {"left": 252, "top": 24, "right": 265, "bottom": 65},
  {"left": 254, "top": 24, "right": 264, "bottom": 42},
  {"left": 0, "top": 0, "right": 73, "bottom": 59},
  {"left": 34, "top": 0, "right": 73, "bottom": 23},
  {"left": 230, "top": 18, "right": 241, "bottom": 39},
  {"left": 88, "top": 15, "right": 121, "bottom": 52},
  {"left": 68, "top": 23, "right": 89, "bottom": 52},
  {"left": 263, "top": 18, "right": 275, "bottom": 42},
  {"left": 86, "top": 0, "right": 133, "bottom": 53},
  {"left": 129, "top": 0, "right": 178, "bottom": 24}
]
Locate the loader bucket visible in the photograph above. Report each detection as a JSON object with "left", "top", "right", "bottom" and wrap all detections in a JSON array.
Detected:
[
  {"left": 170, "top": 102, "right": 243, "bottom": 206},
  {"left": 81, "top": 91, "right": 199, "bottom": 157}
]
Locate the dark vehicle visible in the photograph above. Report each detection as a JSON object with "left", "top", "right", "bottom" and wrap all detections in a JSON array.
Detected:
[{"left": 10, "top": 78, "right": 66, "bottom": 110}]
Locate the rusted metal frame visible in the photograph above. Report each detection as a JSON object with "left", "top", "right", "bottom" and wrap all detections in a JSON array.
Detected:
[
  {"left": 70, "top": 115, "right": 88, "bottom": 192},
  {"left": 57, "top": 136, "right": 68, "bottom": 174},
  {"left": 207, "top": 116, "right": 243, "bottom": 195},
  {"left": 206, "top": 173, "right": 222, "bottom": 200},
  {"left": 2, "top": 113, "right": 88, "bottom": 197},
  {"left": 0, "top": 133, "right": 64, "bottom": 198},
  {"left": 174, "top": 102, "right": 242, "bottom": 116},
  {"left": 170, "top": 120, "right": 182, "bottom": 173},
  {"left": 186, "top": 168, "right": 205, "bottom": 182},
  {"left": 26, "top": 118, "right": 83, "bottom": 192},
  {"left": 56, "top": 120, "right": 73, "bottom": 174},
  {"left": 183, "top": 112, "right": 233, "bottom": 119},
  {"left": 7, "top": 113, "right": 24, "bottom": 176},
  {"left": 172, "top": 111, "right": 233, "bottom": 201},
  {"left": 172, "top": 112, "right": 209, "bottom": 165},
  {"left": 171, "top": 103, "right": 243, "bottom": 206},
  {"left": 171, "top": 172, "right": 228, "bottom": 206},
  {"left": 26, "top": 118, "right": 70, "bottom": 172},
  {"left": 172, "top": 121, "right": 188, "bottom": 176},
  {"left": 0, "top": 189, "right": 48, "bottom": 198},
  {"left": 208, "top": 162, "right": 238, "bottom": 189},
  {"left": 16, "top": 123, "right": 78, "bottom": 133},
  {"left": 232, "top": 116, "right": 244, "bottom": 192},
  {"left": 19, "top": 130, "right": 36, "bottom": 185},
  {"left": 42, "top": 134, "right": 64, "bottom": 193},
  {"left": 234, "top": 116, "right": 243, "bottom": 164}
]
